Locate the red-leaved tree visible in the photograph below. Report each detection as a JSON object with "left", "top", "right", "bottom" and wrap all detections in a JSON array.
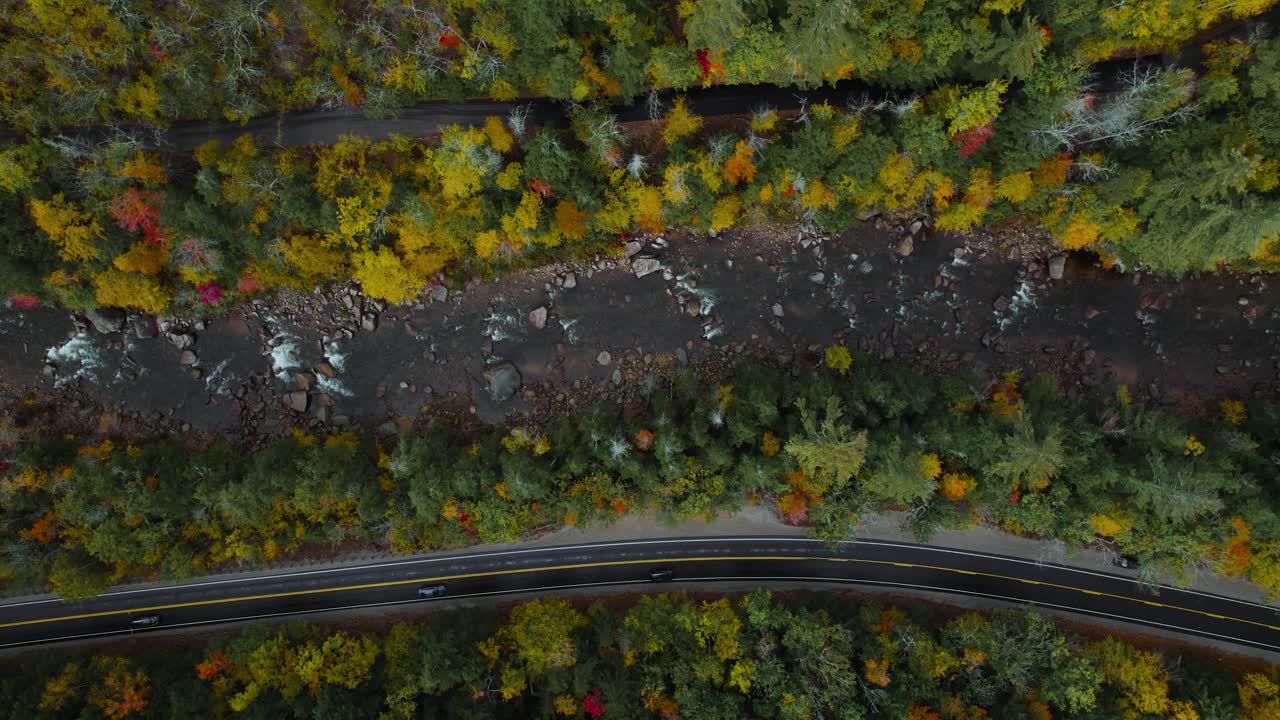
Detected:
[
  {"left": 952, "top": 122, "right": 994, "bottom": 158},
  {"left": 583, "top": 688, "right": 606, "bottom": 718},
  {"left": 109, "top": 188, "right": 166, "bottom": 244}
]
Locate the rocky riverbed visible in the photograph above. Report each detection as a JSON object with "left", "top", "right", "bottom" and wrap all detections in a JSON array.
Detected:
[{"left": 3, "top": 220, "right": 1277, "bottom": 443}]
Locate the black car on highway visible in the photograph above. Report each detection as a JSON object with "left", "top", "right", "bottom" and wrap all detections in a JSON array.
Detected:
[{"left": 417, "top": 584, "right": 448, "bottom": 599}]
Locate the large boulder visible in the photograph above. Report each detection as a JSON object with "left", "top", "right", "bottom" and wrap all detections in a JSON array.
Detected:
[
  {"left": 1048, "top": 255, "right": 1067, "bottom": 280},
  {"left": 528, "top": 306, "right": 548, "bottom": 330},
  {"left": 132, "top": 316, "right": 157, "bottom": 339},
  {"left": 633, "top": 258, "right": 661, "bottom": 277},
  {"left": 84, "top": 307, "right": 126, "bottom": 334},
  {"left": 483, "top": 363, "right": 522, "bottom": 402},
  {"left": 284, "top": 390, "right": 309, "bottom": 413}
]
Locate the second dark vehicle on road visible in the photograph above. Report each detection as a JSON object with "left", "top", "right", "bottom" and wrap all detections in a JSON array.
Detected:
[{"left": 417, "top": 584, "right": 448, "bottom": 599}]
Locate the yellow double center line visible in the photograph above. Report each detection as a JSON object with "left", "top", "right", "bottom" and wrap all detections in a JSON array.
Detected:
[{"left": 2, "top": 556, "right": 1276, "bottom": 633}]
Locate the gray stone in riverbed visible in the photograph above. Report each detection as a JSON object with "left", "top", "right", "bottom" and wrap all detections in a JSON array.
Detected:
[
  {"left": 284, "top": 390, "right": 309, "bottom": 413},
  {"left": 632, "top": 258, "right": 661, "bottom": 277},
  {"left": 1048, "top": 255, "right": 1066, "bottom": 280},
  {"left": 85, "top": 307, "right": 126, "bottom": 334},
  {"left": 132, "top": 316, "right": 157, "bottom": 339},
  {"left": 483, "top": 362, "right": 522, "bottom": 402},
  {"left": 528, "top": 306, "right": 548, "bottom": 329},
  {"left": 166, "top": 331, "right": 194, "bottom": 350}
]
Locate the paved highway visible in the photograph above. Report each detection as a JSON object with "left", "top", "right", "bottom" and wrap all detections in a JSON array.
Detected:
[
  {"left": 0, "top": 536, "right": 1276, "bottom": 653},
  {"left": 14, "top": 52, "right": 1179, "bottom": 154}
]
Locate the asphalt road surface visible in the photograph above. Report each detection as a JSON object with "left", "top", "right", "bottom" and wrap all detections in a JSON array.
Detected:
[
  {"left": 0, "top": 536, "right": 1276, "bottom": 653},
  {"left": 22, "top": 52, "right": 1184, "bottom": 154}
]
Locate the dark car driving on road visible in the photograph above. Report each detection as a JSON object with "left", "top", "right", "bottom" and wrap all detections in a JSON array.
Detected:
[
  {"left": 129, "top": 615, "right": 160, "bottom": 628},
  {"left": 417, "top": 584, "right": 448, "bottom": 599},
  {"left": 649, "top": 568, "right": 675, "bottom": 582}
]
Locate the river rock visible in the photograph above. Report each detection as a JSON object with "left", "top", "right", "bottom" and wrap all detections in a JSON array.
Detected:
[
  {"left": 633, "top": 258, "right": 661, "bottom": 277},
  {"left": 85, "top": 307, "right": 126, "bottom": 334},
  {"left": 562, "top": 272, "right": 577, "bottom": 289},
  {"left": 166, "top": 331, "right": 195, "bottom": 350},
  {"left": 361, "top": 312, "right": 379, "bottom": 332},
  {"left": 623, "top": 240, "right": 643, "bottom": 257},
  {"left": 132, "top": 316, "right": 157, "bottom": 339},
  {"left": 1048, "top": 255, "right": 1066, "bottom": 280},
  {"left": 528, "top": 306, "right": 548, "bottom": 330},
  {"left": 285, "top": 390, "right": 309, "bottom": 413},
  {"left": 597, "top": 350, "right": 612, "bottom": 365},
  {"left": 772, "top": 303, "right": 784, "bottom": 317},
  {"left": 483, "top": 363, "right": 522, "bottom": 402},
  {"left": 178, "top": 350, "right": 198, "bottom": 366},
  {"left": 429, "top": 285, "right": 448, "bottom": 303},
  {"left": 895, "top": 236, "right": 914, "bottom": 257}
]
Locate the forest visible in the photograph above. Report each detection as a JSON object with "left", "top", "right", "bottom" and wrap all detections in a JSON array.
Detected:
[
  {"left": 2, "top": 0, "right": 1280, "bottom": 679},
  {"left": 4, "top": 19, "right": 1280, "bottom": 318},
  {"left": 3, "top": 354, "right": 1278, "bottom": 601},
  {"left": 4, "top": 590, "right": 1276, "bottom": 719},
  {"left": 1, "top": 0, "right": 1274, "bottom": 130}
]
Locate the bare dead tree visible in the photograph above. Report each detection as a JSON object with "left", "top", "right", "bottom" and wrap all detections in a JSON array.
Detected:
[{"left": 1033, "top": 62, "right": 1197, "bottom": 151}]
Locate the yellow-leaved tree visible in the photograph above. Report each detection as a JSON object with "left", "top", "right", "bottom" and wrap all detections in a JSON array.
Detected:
[
  {"left": 1057, "top": 212, "right": 1103, "bottom": 250},
  {"left": 1239, "top": 672, "right": 1280, "bottom": 720},
  {"left": 30, "top": 193, "right": 103, "bottom": 261},
  {"left": 394, "top": 212, "right": 459, "bottom": 277},
  {"left": 1090, "top": 637, "right": 1175, "bottom": 718},
  {"left": 934, "top": 167, "right": 994, "bottom": 231},
  {"left": 92, "top": 269, "right": 171, "bottom": 312},
  {"left": 431, "top": 126, "right": 499, "bottom": 200},
  {"left": 662, "top": 97, "right": 703, "bottom": 145},
  {"left": 481, "top": 598, "right": 588, "bottom": 700},
  {"left": 278, "top": 234, "right": 346, "bottom": 286},
  {"left": 944, "top": 80, "right": 1009, "bottom": 136},
  {"left": 352, "top": 247, "right": 422, "bottom": 304},
  {"left": 995, "top": 171, "right": 1034, "bottom": 204},
  {"left": 112, "top": 242, "right": 167, "bottom": 275}
]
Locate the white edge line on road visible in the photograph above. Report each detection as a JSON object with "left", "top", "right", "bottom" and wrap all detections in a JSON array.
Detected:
[
  {"left": 701, "top": 576, "right": 1280, "bottom": 653},
  {"left": 853, "top": 539, "right": 1278, "bottom": 611},
  {"left": 1, "top": 536, "right": 1272, "bottom": 613},
  {"left": 3, "top": 576, "right": 1275, "bottom": 654}
]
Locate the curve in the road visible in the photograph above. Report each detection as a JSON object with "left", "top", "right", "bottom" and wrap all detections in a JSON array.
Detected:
[{"left": 0, "top": 537, "right": 1275, "bottom": 653}]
